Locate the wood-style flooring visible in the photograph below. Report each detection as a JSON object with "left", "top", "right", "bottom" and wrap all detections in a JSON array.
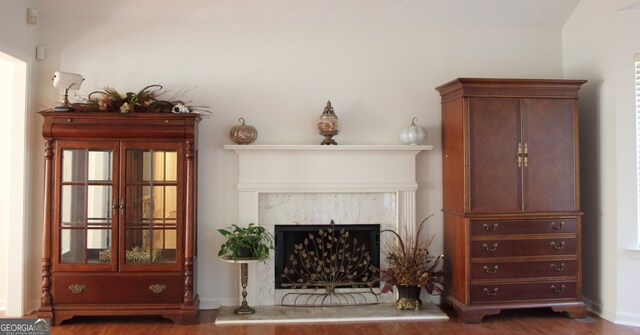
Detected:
[{"left": 16, "top": 308, "right": 638, "bottom": 335}]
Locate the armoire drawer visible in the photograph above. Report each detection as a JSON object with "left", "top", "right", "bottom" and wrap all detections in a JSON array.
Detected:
[
  {"left": 471, "top": 238, "right": 577, "bottom": 258},
  {"left": 470, "top": 259, "right": 577, "bottom": 280},
  {"left": 52, "top": 273, "right": 183, "bottom": 304},
  {"left": 470, "top": 281, "right": 577, "bottom": 303},
  {"left": 470, "top": 219, "right": 577, "bottom": 236}
]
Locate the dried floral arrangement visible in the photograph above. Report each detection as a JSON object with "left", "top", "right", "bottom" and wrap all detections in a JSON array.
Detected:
[
  {"left": 380, "top": 215, "right": 444, "bottom": 295},
  {"left": 73, "top": 84, "right": 210, "bottom": 115}
]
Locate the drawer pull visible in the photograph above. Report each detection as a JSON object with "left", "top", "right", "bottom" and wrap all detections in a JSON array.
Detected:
[
  {"left": 66, "top": 118, "right": 73, "bottom": 123},
  {"left": 482, "top": 265, "right": 499, "bottom": 274},
  {"left": 551, "top": 284, "right": 566, "bottom": 293},
  {"left": 550, "top": 221, "right": 565, "bottom": 230},
  {"left": 149, "top": 284, "right": 167, "bottom": 294},
  {"left": 68, "top": 284, "right": 86, "bottom": 294},
  {"left": 550, "top": 263, "right": 565, "bottom": 272},
  {"left": 550, "top": 241, "right": 565, "bottom": 250},
  {"left": 483, "top": 287, "right": 499, "bottom": 296},
  {"left": 483, "top": 243, "right": 498, "bottom": 252},
  {"left": 482, "top": 223, "right": 499, "bottom": 232}
]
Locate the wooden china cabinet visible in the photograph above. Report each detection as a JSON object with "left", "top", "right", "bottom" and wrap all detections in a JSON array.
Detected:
[
  {"left": 437, "top": 78, "right": 587, "bottom": 323},
  {"left": 37, "top": 112, "right": 200, "bottom": 325}
]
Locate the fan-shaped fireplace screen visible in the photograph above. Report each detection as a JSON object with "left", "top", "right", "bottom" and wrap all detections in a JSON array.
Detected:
[{"left": 275, "top": 221, "right": 381, "bottom": 306}]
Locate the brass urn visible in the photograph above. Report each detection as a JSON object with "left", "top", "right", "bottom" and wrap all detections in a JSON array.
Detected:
[
  {"left": 317, "top": 100, "right": 340, "bottom": 145},
  {"left": 229, "top": 118, "right": 258, "bottom": 145}
]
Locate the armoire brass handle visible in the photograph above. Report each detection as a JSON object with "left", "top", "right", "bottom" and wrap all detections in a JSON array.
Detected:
[
  {"left": 483, "top": 287, "right": 499, "bottom": 296},
  {"left": 550, "top": 263, "right": 565, "bottom": 272},
  {"left": 483, "top": 243, "right": 498, "bottom": 252},
  {"left": 551, "top": 284, "right": 566, "bottom": 293},
  {"left": 550, "top": 221, "right": 565, "bottom": 230},
  {"left": 551, "top": 241, "right": 565, "bottom": 250},
  {"left": 517, "top": 143, "right": 523, "bottom": 167},
  {"left": 482, "top": 223, "right": 498, "bottom": 232},
  {"left": 523, "top": 143, "right": 528, "bottom": 167},
  {"left": 482, "top": 265, "right": 499, "bottom": 274}
]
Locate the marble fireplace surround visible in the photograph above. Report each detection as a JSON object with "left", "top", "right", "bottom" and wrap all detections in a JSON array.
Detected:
[{"left": 224, "top": 144, "right": 433, "bottom": 307}]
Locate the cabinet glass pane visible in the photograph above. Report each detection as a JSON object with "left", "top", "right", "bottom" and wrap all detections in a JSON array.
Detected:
[
  {"left": 88, "top": 151, "right": 113, "bottom": 181},
  {"left": 124, "top": 148, "right": 178, "bottom": 265},
  {"left": 61, "top": 185, "right": 86, "bottom": 227},
  {"left": 87, "top": 229, "right": 112, "bottom": 263},
  {"left": 87, "top": 185, "right": 112, "bottom": 227},
  {"left": 62, "top": 149, "right": 87, "bottom": 182},
  {"left": 60, "top": 229, "right": 85, "bottom": 263}
]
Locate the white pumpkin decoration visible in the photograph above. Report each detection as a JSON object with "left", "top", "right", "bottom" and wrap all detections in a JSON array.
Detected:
[{"left": 400, "top": 117, "right": 427, "bottom": 145}]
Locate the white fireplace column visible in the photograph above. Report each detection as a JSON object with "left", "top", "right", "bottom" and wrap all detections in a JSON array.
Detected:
[{"left": 226, "top": 145, "right": 432, "bottom": 307}]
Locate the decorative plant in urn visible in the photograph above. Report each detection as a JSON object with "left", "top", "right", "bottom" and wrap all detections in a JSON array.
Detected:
[{"left": 381, "top": 215, "right": 444, "bottom": 310}]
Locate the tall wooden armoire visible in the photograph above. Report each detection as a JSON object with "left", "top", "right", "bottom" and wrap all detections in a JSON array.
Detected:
[{"left": 437, "top": 78, "right": 587, "bottom": 323}]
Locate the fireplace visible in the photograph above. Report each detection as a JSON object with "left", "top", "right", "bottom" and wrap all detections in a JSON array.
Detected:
[
  {"left": 274, "top": 223, "right": 381, "bottom": 290},
  {"left": 224, "top": 144, "right": 432, "bottom": 307}
]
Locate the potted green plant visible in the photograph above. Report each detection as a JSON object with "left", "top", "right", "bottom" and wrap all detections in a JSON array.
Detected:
[
  {"left": 217, "top": 223, "right": 275, "bottom": 260},
  {"left": 380, "top": 215, "right": 444, "bottom": 310}
]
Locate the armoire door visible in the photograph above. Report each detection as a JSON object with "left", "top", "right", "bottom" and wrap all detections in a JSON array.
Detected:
[
  {"left": 468, "top": 98, "right": 522, "bottom": 213},
  {"left": 521, "top": 98, "right": 578, "bottom": 212}
]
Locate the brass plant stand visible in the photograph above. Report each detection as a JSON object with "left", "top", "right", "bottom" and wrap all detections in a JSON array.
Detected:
[{"left": 219, "top": 256, "right": 265, "bottom": 314}]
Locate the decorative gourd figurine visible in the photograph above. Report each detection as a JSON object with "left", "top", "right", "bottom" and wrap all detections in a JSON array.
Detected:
[
  {"left": 229, "top": 118, "right": 258, "bottom": 145},
  {"left": 400, "top": 117, "right": 427, "bottom": 145}
]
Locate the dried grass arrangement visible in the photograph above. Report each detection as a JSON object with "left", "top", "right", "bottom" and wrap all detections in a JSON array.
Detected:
[{"left": 380, "top": 215, "right": 444, "bottom": 295}]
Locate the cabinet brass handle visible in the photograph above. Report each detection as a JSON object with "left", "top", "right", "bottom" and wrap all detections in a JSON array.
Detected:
[
  {"left": 149, "top": 284, "right": 167, "bottom": 294},
  {"left": 517, "top": 143, "right": 523, "bottom": 167},
  {"left": 483, "top": 243, "right": 498, "bottom": 252},
  {"left": 550, "top": 241, "right": 565, "bottom": 250},
  {"left": 550, "top": 263, "right": 565, "bottom": 272},
  {"left": 482, "top": 223, "right": 498, "bottom": 232},
  {"left": 550, "top": 221, "right": 565, "bottom": 230},
  {"left": 551, "top": 284, "right": 566, "bottom": 293},
  {"left": 119, "top": 198, "right": 125, "bottom": 210},
  {"left": 66, "top": 118, "right": 73, "bottom": 123},
  {"left": 523, "top": 143, "right": 529, "bottom": 167},
  {"left": 68, "top": 284, "right": 86, "bottom": 294},
  {"left": 482, "top": 265, "right": 499, "bottom": 274},
  {"left": 483, "top": 287, "right": 499, "bottom": 296}
]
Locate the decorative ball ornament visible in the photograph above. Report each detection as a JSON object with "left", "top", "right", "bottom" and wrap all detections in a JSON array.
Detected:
[
  {"left": 229, "top": 118, "right": 258, "bottom": 145},
  {"left": 400, "top": 117, "right": 427, "bottom": 145},
  {"left": 317, "top": 100, "right": 340, "bottom": 145}
]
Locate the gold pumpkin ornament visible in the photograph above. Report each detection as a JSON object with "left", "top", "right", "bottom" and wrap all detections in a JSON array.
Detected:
[{"left": 229, "top": 118, "right": 258, "bottom": 145}]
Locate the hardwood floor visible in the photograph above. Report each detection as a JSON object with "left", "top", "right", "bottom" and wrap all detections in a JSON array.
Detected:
[{"left": 26, "top": 308, "right": 640, "bottom": 335}]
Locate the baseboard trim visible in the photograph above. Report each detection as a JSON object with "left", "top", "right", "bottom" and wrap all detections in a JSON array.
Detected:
[
  {"left": 199, "top": 298, "right": 237, "bottom": 310},
  {"left": 615, "top": 311, "right": 640, "bottom": 328},
  {"left": 581, "top": 297, "right": 602, "bottom": 315}
]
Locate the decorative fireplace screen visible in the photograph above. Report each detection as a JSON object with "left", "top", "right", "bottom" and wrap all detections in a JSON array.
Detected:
[{"left": 275, "top": 221, "right": 381, "bottom": 306}]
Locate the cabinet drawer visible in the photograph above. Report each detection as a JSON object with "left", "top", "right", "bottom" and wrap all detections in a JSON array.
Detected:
[
  {"left": 470, "top": 219, "right": 577, "bottom": 236},
  {"left": 471, "top": 260, "right": 577, "bottom": 280},
  {"left": 52, "top": 274, "right": 183, "bottom": 304},
  {"left": 471, "top": 238, "right": 577, "bottom": 258},
  {"left": 470, "top": 281, "right": 577, "bottom": 303}
]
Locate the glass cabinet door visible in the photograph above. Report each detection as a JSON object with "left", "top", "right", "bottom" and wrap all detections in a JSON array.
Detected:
[
  {"left": 58, "top": 145, "right": 117, "bottom": 269},
  {"left": 122, "top": 144, "right": 182, "bottom": 269}
]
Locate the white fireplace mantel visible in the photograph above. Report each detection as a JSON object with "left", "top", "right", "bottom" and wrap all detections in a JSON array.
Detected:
[
  {"left": 224, "top": 144, "right": 433, "bottom": 193},
  {"left": 224, "top": 144, "right": 433, "bottom": 306}
]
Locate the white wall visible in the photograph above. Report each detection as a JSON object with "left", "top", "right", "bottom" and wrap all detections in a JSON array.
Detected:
[
  {"left": 0, "top": 58, "right": 10, "bottom": 311},
  {"left": 0, "top": 0, "right": 40, "bottom": 315},
  {"left": 30, "top": 1, "right": 566, "bottom": 308},
  {"left": 563, "top": 0, "right": 640, "bottom": 327}
]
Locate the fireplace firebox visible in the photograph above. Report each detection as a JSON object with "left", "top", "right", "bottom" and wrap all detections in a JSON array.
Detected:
[{"left": 274, "top": 223, "right": 380, "bottom": 290}]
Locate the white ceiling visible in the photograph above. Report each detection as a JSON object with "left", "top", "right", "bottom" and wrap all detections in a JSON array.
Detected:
[{"left": 42, "top": 0, "right": 582, "bottom": 28}]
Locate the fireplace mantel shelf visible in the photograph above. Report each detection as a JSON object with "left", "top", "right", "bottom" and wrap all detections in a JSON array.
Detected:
[
  {"left": 224, "top": 144, "right": 434, "bottom": 152},
  {"left": 225, "top": 144, "right": 433, "bottom": 193}
]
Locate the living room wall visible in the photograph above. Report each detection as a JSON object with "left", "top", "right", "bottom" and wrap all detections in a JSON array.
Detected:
[
  {"left": 8, "top": 0, "right": 568, "bottom": 310},
  {"left": 563, "top": 0, "right": 640, "bottom": 326}
]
